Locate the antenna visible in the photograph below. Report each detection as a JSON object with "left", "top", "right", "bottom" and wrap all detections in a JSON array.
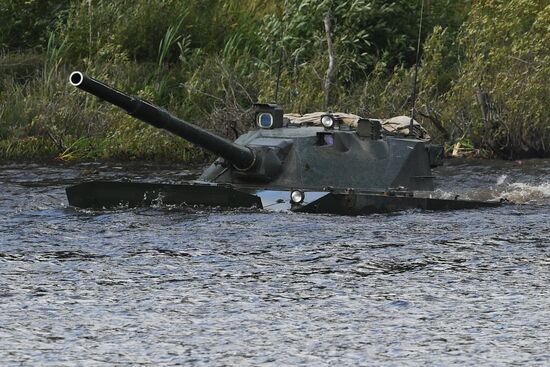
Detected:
[
  {"left": 410, "top": 0, "right": 425, "bottom": 136},
  {"left": 274, "top": 47, "right": 283, "bottom": 103},
  {"left": 274, "top": 7, "right": 286, "bottom": 104}
]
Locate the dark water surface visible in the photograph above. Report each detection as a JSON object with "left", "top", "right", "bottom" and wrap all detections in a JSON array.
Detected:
[{"left": 1, "top": 160, "right": 549, "bottom": 366}]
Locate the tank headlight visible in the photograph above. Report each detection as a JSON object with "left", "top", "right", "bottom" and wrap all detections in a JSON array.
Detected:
[
  {"left": 258, "top": 113, "right": 274, "bottom": 129},
  {"left": 321, "top": 114, "right": 335, "bottom": 129},
  {"left": 290, "top": 190, "right": 304, "bottom": 204}
]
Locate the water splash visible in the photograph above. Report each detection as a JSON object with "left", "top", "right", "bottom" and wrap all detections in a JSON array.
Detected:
[
  {"left": 497, "top": 182, "right": 550, "bottom": 203},
  {"left": 496, "top": 174, "right": 508, "bottom": 186},
  {"left": 429, "top": 181, "right": 550, "bottom": 204}
]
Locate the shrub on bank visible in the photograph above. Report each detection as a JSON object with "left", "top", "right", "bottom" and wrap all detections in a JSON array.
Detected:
[{"left": 442, "top": 0, "right": 550, "bottom": 159}]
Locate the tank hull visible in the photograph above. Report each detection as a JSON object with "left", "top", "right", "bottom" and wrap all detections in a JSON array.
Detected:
[
  {"left": 66, "top": 181, "right": 500, "bottom": 214},
  {"left": 66, "top": 181, "right": 262, "bottom": 209}
]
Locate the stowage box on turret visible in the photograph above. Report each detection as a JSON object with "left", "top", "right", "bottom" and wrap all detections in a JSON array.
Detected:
[{"left": 66, "top": 71, "right": 499, "bottom": 214}]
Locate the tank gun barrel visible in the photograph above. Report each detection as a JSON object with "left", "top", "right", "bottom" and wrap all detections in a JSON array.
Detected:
[{"left": 69, "top": 71, "right": 255, "bottom": 170}]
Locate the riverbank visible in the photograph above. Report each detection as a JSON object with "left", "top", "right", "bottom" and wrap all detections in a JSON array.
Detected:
[
  {"left": 0, "top": 128, "right": 496, "bottom": 163},
  {"left": 0, "top": 135, "right": 206, "bottom": 163},
  {"left": 0, "top": 117, "right": 535, "bottom": 163},
  {"left": 1, "top": 1, "right": 548, "bottom": 161}
]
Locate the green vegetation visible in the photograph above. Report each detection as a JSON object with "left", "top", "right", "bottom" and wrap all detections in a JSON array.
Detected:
[{"left": 0, "top": 0, "right": 548, "bottom": 162}]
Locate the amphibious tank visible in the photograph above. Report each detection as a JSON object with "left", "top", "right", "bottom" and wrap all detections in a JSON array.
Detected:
[{"left": 66, "top": 71, "right": 500, "bottom": 214}]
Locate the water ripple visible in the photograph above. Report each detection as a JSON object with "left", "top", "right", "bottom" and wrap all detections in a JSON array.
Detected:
[{"left": 0, "top": 161, "right": 549, "bottom": 365}]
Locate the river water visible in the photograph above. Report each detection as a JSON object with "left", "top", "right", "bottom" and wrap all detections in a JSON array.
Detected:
[{"left": 0, "top": 159, "right": 548, "bottom": 366}]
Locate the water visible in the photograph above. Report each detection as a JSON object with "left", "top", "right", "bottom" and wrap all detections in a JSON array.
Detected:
[{"left": 1, "top": 160, "right": 549, "bottom": 366}]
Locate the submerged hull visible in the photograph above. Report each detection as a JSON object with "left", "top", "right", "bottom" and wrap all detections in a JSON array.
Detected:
[
  {"left": 293, "top": 191, "right": 500, "bottom": 215},
  {"left": 66, "top": 181, "right": 501, "bottom": 215}
]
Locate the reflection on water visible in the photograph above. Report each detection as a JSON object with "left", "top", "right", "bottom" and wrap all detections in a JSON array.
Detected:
[{"left": 0, "top": 160, "right": 549, "bottom": 366}]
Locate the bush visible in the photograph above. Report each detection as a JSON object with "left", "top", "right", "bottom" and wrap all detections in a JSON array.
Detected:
[
  {"left": 0, "top": 0, "right": 69, "bottom": 50},
  {"left": 441, "top": 0, "right": 550, "bottom": 158}
]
